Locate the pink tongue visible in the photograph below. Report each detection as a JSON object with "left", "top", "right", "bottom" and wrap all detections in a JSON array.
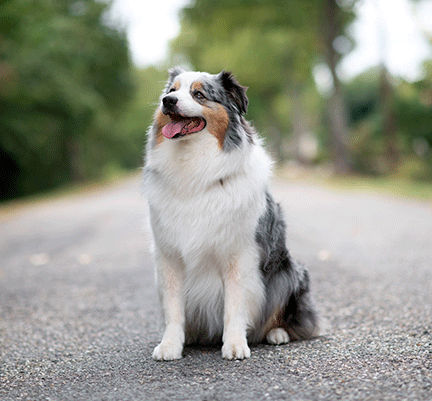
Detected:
[
  {"left": 162, "top": 121, "right": 186, "bottom": 139},
  {"left": 161, "top": 118, "right": 205, "bottom": 139}
]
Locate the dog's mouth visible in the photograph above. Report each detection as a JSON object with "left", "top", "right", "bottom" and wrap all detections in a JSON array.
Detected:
[{"left": 162, "top": 114, "right": 207, "bottom": 139}]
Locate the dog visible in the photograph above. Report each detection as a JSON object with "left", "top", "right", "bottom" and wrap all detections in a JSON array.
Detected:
[{"left": 144, "top": 67, "right": 319, "bottom": 360}]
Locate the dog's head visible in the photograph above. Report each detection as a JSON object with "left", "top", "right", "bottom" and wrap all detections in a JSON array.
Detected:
[{"left": 155, "top": 67, "right": 251, "bottom": 149}]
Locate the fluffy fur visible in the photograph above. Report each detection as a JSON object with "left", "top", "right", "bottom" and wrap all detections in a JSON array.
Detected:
[{"left": 144, "top": 68, "right": 318, "bottom": 360}]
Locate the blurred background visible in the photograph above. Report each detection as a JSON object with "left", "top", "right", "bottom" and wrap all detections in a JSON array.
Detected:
[{"left": 1, "top": 0, "right": 431, "bottom": 201}]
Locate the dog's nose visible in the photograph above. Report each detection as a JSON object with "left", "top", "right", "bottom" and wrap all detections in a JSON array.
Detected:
[{"left": 162, "top": 96, "right": 178, "bottom": 108}]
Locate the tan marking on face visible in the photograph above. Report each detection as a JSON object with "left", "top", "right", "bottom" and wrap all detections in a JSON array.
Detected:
[
  {"left": 171, "top": 80, "right": 180, "bottom": 91},
  {"left": 191, "top": 81, "right": 204, "bottom": 92},
  {"left": 155, "top": 109, "right": 171, "bottom": 145},
  {"left": 202, "top": 102, "right": 229, "bottom": 149}
]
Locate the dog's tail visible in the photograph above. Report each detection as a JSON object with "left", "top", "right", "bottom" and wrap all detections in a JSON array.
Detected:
[{"left": 284, "top": 263, "right": 320, "bottom": 340}]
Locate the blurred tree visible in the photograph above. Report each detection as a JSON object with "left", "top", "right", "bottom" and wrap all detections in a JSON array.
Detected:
[
  {"left": 395, "top": 59, "right": 432, "bottom": 177},
  {"left": 171, "top": 0, "right": 319, "bottom": 161},
  {"left": 0, "top": 0, "right": 134, "bottom": 199},
  {"left": 171, "top": 0, "right": 355, "bottom": 171},
  {"left": 344, "top": 67, "right": 383, "bottom": 174},
  {"left": 345, "top": 59, "right": 432, "bottom": 178},
  {"left": 320, "top": 0, "right": 355, "bottom": 173},
  {"left": 374, "top": 1, "right": 399, "bottom": 172},
  {"left": 379, "top": 66, "right": 399, "bottom": 170},
  {"left": 111, "top": 66, "right": 167, "bottom": 168}
]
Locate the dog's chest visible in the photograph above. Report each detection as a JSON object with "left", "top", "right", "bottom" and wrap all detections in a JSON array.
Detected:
[
  {"left": 146, "top": 134, "right": 267, "bottom": 257},
  {"left": 149, "top": 179, "right": 255, "bottom": 257}
]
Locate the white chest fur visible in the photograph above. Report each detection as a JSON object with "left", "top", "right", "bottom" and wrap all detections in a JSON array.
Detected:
[
  {"left": 145, "top": 132, "right": 271, "bottom": 262},
  {"left": 145, "top": 132, "right": 272, "bottom": 344}
]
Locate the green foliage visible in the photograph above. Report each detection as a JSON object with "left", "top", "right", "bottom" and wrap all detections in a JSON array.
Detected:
[
  {"left": 0, "top": 0, "right": 134, "bottom": 199},
  {"left": 2, "top": 0, "right": 431, "bottom": 200},
  {"left": 344, "top": 63, "right": 432, "bottom": 177},
  {"left": 343, "top": 68, "right": 383, "bottom": 173},
  {"left": 345, "top": 68, "right": 381, "bottom": 126},
  {"left": 171, "top": 0, "right": 356, "bottom": 162},
  {"left": 396, "top": 61, "right": 432, "bottom": 147},
  {"left": 174, "top": 0, "right": 431, "bottom": 181},
  {"left": 111, "top": 66, "right": 167, "bottom": 169}
]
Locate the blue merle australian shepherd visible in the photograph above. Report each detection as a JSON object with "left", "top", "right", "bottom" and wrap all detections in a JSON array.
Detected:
[{"left": 144, "top": 67, "right": 319, "bottom": 360}]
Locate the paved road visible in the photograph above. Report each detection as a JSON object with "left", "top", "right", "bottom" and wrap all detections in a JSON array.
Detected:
[{"left": 1, "top": 176, "right": 431, "bottom": 401}]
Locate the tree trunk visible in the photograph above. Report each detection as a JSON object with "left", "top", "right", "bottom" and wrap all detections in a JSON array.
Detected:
[
  {"left": 374, "top": 0, "right": 399, "bottom": 172},
  {"left": 65, "top": 136, "right": 84, "bottom": 182},
  {"left": 290, "top": 85, "right": 309, "bottom": 164},
  {"left": 379, "top": 66, "right": 399, "bottom": 172},
  {"left": 322, "top": 0, "right": 352, "bottom": 174}
]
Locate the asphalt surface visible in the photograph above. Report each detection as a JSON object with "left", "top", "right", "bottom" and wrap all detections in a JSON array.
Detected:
[{"left": 0, "top": 175, "right": 431, "bottom": 401}]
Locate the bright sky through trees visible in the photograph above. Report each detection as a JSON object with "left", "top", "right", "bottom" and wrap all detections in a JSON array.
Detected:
[{"left": 109, "top": 0, "right": 432, "bottom": 81}]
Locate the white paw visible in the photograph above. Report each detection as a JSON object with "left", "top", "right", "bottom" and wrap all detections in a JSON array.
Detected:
[
  {"left": 222, "top": 338, "right": 251, "bottom": 360},
  {"left": 266, "top": 327, "right": 290, "bottom": 345},
  {"left": 152, "top": 341, "right": 183, "bottom": 361}
]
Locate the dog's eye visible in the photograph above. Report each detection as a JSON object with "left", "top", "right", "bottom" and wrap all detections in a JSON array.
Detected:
[
  {"left": 194, "top": 91, "right": 206, "bottom": 100},
  {"left": 168, "top": 87, "right": 176, "bottom": 93}
]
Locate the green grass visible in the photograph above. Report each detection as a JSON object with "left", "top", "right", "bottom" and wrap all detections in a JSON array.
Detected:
[
  {"left": 326, "top": 175, "right": 432, "bottom": 201},
  {"left": 0, "top": 168, "right": 140, "bottom": 219},
  {"left": 277, "top": 166, "right": 432, "bottom": 203},
  {"left": 2, "top": 164, "right": 431, "bottom": 222}
]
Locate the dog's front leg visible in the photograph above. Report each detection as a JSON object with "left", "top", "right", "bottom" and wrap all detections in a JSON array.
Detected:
[
  {"left": 222, "top": 251, "right": 260, "bottom": 360},
  {"left": 152, "top": 250, "right": 185, "bottom": 361}
]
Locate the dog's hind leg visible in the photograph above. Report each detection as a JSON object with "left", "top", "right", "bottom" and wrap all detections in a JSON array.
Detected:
[
  {"left": 284, "top": 265, "right": 319, "bottom": 341},
  {"left": 260, "top": 262, "right": 319, "bottom": 344}
]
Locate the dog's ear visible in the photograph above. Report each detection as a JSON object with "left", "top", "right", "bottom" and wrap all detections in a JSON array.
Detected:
[
  {"left": 168, "top": 66, "right": 185, "bottom": 81},
  {"left": 217, "top": 70, "right": 248, "bottom": 114},
  {"left": 165, "top": 66, "right": 185, "bottom": 91}
]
